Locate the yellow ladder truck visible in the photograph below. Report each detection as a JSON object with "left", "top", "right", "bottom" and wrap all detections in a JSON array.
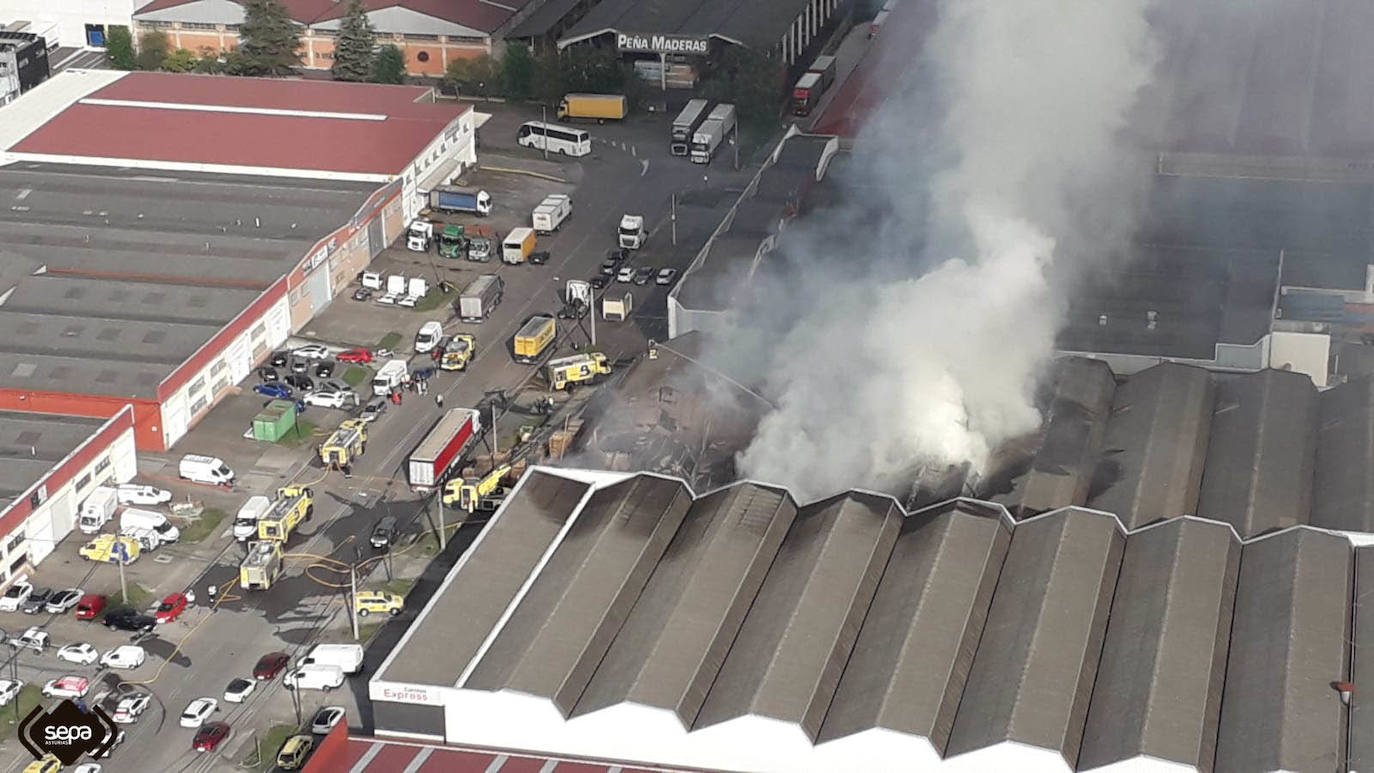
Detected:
[
  {"left": 318, "top": 419, "right": 368, "bottom": 471},
  {"left": 443, "top": 464, "right": 512, "bottom": 513},
  {"left": 546, "top": 352, "right": 611, "bottom": 390},
  {"left": 257, "top": 486, "right": 313, "bottom": 542},
  {"left": 239, "top": 540, "right": 284, "bottom": 591}
]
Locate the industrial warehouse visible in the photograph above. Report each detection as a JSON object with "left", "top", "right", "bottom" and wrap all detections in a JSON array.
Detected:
[{"left": 0, "top": 69, "right": 477, "bottom": 449}]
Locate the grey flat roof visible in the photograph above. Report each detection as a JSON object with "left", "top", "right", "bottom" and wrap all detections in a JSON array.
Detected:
[
  {"left": 1351, "top": 546, "right": 1374, "bottom": 772},
  {"left": 1078, "top": 518, "right": 1240, "bottom": 771},
  {"left": 574, "top": 482, "right": 797, "bottom": 723},
  {"left": 945, "top": 508, "right": 1124, "bottom": 764},
  {"left": 729, "top": 199, "right": 786, "bottom": 237},
  {"left": 0, "top": 164, "right": 374, "bottom": 398},
  {"left": 0, "top": 412, "right": 108, "bottom": 506},
  {"left": 1196, "top": 370, "right": 1318, "bottom": 537},
  {"left": 694, "top": 492, "right": 900, "bottom": 739},
  {"left": 773, "top": 135, "right": 831, "bottom": 174},
  {"left": 818, "top": 500, "right": 1010, "bottom": 752},
  {"left": 379, "top": 470, "right": 591, "bottom": 687},
  {"left": 673, "top": 234, "right": 765, "bottom": 310},
  {"left": 464, "top": 476, "right": 693, "bottom": 716},
  {"left": 562, "top": 0, "right": 814, "bottom": 50},
  {"left": 1213, "top": 528, "right": 1351, "bottom": 773},
  {"left": 1087, "top": 363, "right": 1214, "bottom": 529},
  {"left": 989, "top": 357, "right": 1116, "bottom": 517},
  {"left": 508, "top": 0, "right": 583, "bottom": 38},
  {"left": 1312, "top": 376, "right": 1374, "bottom": 532},
  {"left": 753, "top": 166, "right": 811, "bottom": 204}
]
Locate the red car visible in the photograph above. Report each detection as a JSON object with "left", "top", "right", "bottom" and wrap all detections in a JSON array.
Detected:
[
  {"left": 193, "top": 721, "right": 230, "bottom": 752},
  {"left": 74, "top": 593, "right": 106, "bottom": 621},
  {"left": 253, "top": 652, "right": 290, "bottom": 680},
  {"left": 155, "top": 592, "right": 188, "bottom": 623},
  {"left": 336, "top": 348, "right": 373, "bottom": 364}
]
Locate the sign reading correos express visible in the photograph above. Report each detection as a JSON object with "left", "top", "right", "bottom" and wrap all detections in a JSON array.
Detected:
[{"left": 616, "top": 32, "right": 710, "bottom": 55}]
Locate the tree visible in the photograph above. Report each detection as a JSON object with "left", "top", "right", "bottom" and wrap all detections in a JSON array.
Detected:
[
  {"left": 236, "top": 0, "right": 301, "bottom": 77},
  {"left": 330, "top": 0, "right": 375, "bottom": 81},
  {"left": 444, "top": 54, "right": 499, "bottom": 97},
  {"left": 161, "top": 48, "right": 198, "bottom": 73},
  {"left": 135, "top": 30, "right": 169, "bottom": 70},
  {"left": 372, "top": 44, "right": 406, "bottom": 84},
  {"left": 193, "top": 47, "right": 224, "bottom": 73},
  {"left": 502, "top": 44, "right": 535, "bottom": 100},
  {"left": 702, "top": 47, "right": 785, "bottom": 123},
  {"left": 106, "top": 26, "right": 136, "bottom": 70},
  {"left": 532, "top": 48, "right": 564, "bottom": 105}
]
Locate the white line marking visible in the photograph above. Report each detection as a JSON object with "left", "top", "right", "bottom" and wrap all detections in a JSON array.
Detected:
[
  {"left": 80, "top": 98, "right": 389, "bottom": 122},
  {"left": 484, "top": 754, "right": 509, "bottom": 773},
  {"left": 400, "top": 746, "right": 434, "bottom": 773},
  {"left": 15, "top": 189, "right": 30, "bottom": 200},
  {"left": 348, "top": 741, "right": 385, "bottom": 773}
]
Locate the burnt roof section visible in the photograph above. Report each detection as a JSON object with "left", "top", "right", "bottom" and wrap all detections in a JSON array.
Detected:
[
  {"left": 673, "top": 234, "right": 766, "bottom": 311},
  {"left": 729, "top": 199, "right": 787, "bottom": 237},
  {"left": 818, "top": 500, "right": 1011, "bottom": 751},
  {"left": 1214, "top": 528, "right": 1351, "bottom": 772},
  {"left": 945, "top": 508, "right": 1124, "bottom": 764},
  {"left": 379, "top": 470, "right": 591, "bottom": 686},
  {"left": 1088, "top": 363, "right": 1215, "bottom": 529},
  {"left": 753, "top": 165, "right": 813, "bottom": 206},
  {"left": 990, "top": 357, "right": 1117, "bottom": 518},
  {"left": 694, "top": 492, "right": 901, "bottom": 739},
  {"left": 573, "top": 482, "right": 796, "bottom": 723},
  {"left": 464, "top": 476, "right": 692, "bottom": 715},
  {"left": 1350, "top": 546, "right": 1374, "bottom": 772},
  {"left": 1079, "top": 518, "right": 1241, "bottom": 771},
  {"left": 1196, "top": 370, "right": 1318, "bottom": 538},
  {"left": 773, "top": 134, "right": 833, "bottom": 176},
  {"left": 1312, "top": 376, "right": 1374, "bottom": 532}
]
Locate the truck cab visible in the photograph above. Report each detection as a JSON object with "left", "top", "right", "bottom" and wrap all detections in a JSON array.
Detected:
[
  {"left": 618, "top": 214, "right": 646, "bottom": 249},
  {"left": 406, "top": 220, "right": 433, "bottom": 252}
]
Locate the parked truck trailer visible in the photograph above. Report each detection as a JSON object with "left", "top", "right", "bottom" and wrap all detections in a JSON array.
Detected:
[
  {"left": 427, "top": 186, "right": 492, "bottom": 216},
  {"left": 407, "top": 408, "right": 482, "bottom": 490},
  {"left": 457, "top": 274, "right": 504, "bottom": 322},
  {"left": 512, "top": 314, "right": 556, "bottom": 363},
  {"left": 532, "top": 194, "right": 571, "bottom": 234},
  {"left": 690, "top": 103, "right": 737, "bottom": 164},
  {"left": 557, "top": 93, "right": 627, "bottom": 123},
  {"left": 671, "top": 98, "right": 710, "bottom": 156}
]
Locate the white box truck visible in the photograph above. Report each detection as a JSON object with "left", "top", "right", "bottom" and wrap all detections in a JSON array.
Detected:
[
  {"left": 531, "top": 194, "right": 571, "bottom": 234},
  {"left": 234, "top": 496, "right": 272, "bottom": 541},
  {"left": 79, "top": 487, "right": 119, "bottom": 534},
  {"left": 297, "top": 644, "right": 364, "bottom": 675},
  {"left": 458, "top": 274, "right": 504, "bottom": 322},
  {"left": 371, "top": 360, "right": 409, "bottom": 394},
  {"left": 120, "top": 508, "right": 180, "bottom": 544}
]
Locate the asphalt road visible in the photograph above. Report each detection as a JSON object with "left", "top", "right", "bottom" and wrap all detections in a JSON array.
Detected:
[{"left": 0, "top": 103, "right": 752, "bottom": 773}]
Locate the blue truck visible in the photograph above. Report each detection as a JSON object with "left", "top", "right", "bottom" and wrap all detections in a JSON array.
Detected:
[{"left": 428, "top": 186, "right": 492, "bottom": 216}]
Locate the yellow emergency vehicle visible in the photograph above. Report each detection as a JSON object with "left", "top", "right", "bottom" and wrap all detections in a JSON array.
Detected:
[
  {"left": 239, "top": 540, "right": 284, "bottom": 591},
  {"left": 440, "top": 334, "right": 477, "bottom": 371},
  {"left": 79, "top": 534, "right": 140, "bottom": 565},
  {"left": 258, "top": 486, "right": 313, "bottom": 542},
  {"left": 319, "top": 419, "right": 367, "bottom": 468},
  {"left": 442, "top": 464, "right": 511, "bottom": 511},
  {"left": 546, "top": 352, "right": 611, "bottom": 390}
]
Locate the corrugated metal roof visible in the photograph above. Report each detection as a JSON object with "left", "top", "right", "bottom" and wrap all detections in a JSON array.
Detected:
[
  {"left": 992, "top": 357, "right": 1117, "bottom": 517},
  {"left": 573, "top": 483, "right": 796, "bottom": 723},
  {"left": 694, "top": 492, "right": 901, "bottom": 739},
  {"left": 1213, "top": 528, "right": 1351, "bottom": 773},
  {"left": 817, "top": 500, "right": 1011, "bottom": 751},
  {"left": 464, "top": 476, "right": 692, "bottom": 715},
  {"left": 1312, "top": 376, "right": 1374, "bottom": 532},
  {"left": 1088, "top": 362, "right": 1215, "bottom": 529},
  {"left": 1196, "top": 370, "right": 1317, "bottom": 537},
  {"left": 1078, "top": 518, "right": 1240, "bottom": 771},
  {"left": 945, "top": 508, "right": 1124, "bottom": 764},
  {"left": 1350, "top": 546, "right": 1374, "bottom": 772},
  {"left": 378, "top": 470, "right": 590, "bottom": 686}
]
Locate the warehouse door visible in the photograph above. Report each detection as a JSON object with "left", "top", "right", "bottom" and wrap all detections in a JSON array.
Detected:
[
  {"left": 27, "top": 518, "right": 55, "bottom": 565},
  {"left": 163, "top": 395, "right": 189, "bottom": 448},
  {"left": 226, "top": 336, "right": 251, "bottom": 382},
  {"left": 47, "top": 488, "right": 75, "bottom": 537},
  {"left": 367, "top": 216, "right": 384, "bottom": 257},
  {"left": 306, "top": 268, "right": 332, "bottom": 315}
]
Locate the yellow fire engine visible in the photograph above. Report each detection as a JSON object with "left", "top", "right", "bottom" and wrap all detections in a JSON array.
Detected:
[
  {"left": 545, "top": 352, "right": 611, "bottom": 390},
  {"left": 239, "top": 540, "right": 284, "bottom": 590},
  {"left": 442, "top": 464, "right": 512, "bottom": 512},
  {"left": 318, "top": 419, "right": 367, "bottom": 469},
  {"left": 258, "top": 486, "right": 313, "bottom": 542}
]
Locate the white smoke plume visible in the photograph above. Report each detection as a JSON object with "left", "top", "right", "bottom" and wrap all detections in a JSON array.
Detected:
[{"left": 733, "top": 0, "right": 1161, "bottom": 499}]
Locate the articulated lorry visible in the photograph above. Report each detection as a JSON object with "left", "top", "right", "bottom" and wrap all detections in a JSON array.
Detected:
[
  {"left": 690, "top": 103, "right": 737, "bottom": 164},
  {"left": 407, "top": 408, "right": 483, "bottom": 490},
  {"left": 671, "top": 99, "right": 710, "bottom": 156},
  {"left": 457, "top": 274, "right": 504, "bottom": 322},
  {"left": 427, "top": 186, "right": 492, "bottom": 216},
  {"left": 558, "top": 93, "right": 627, "bottom": 123}
]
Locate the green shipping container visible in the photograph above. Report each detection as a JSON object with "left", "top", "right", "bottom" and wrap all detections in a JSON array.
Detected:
[{"left": 252, "top": 400, "right": 297, "bottom": 442}]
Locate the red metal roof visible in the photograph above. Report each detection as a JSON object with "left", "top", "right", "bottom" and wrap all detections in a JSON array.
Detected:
[
  {"left": 307, "top": 736, "right": 684, "bottom": 773},
  {"left": 10, "top": 73, "right": 467, "bottom": 176},
  {"left": 135, "top": 0, "right": 518, "bottom": 33},
  {"left": 814, "top": 0, "right": 934, "bottom": 137}
]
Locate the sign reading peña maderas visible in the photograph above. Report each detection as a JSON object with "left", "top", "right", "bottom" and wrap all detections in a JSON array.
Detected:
[{"left": 616, "top": 32, "right": 710, "bottom": 55}]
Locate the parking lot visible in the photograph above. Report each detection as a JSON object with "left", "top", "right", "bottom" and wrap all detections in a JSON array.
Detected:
[{"left": 0, "top": 99, "right": 750, "bottom": 773}]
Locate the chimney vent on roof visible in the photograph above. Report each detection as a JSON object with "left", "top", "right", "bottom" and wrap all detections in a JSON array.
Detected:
[{"left": 1098, "top": 314, "right": 1108, "bottom": 327}]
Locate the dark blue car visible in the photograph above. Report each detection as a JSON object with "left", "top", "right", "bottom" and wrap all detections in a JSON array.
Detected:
[{"left": 253, "top": 382, "right": 292, "bottom": 399}]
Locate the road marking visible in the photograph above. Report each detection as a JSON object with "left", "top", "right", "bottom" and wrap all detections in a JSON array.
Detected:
[
  {"left": 350, "top": 741, "right": 386, "bottom": 773},
  {"left": 538, "top": 761, "right": 558, "bottom": 773},
  {"left": 401, "top": 746, "right": 434, "bottom": 773},
  {"left": 640, "top": 160, "right": 650, "bottom": 176},
  {"left": 484, "top": 755, "right": 509, "bottom": 773},
  {"left": 14, "top": 189, "right": 29, "bottom": 200}
]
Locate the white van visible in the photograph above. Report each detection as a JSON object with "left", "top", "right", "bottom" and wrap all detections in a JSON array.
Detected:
[
  {"left": 283, "top": 664, "right": 344, "bottom": 691},
  {"left": 233, "top": 496, "right": 272, "bottom": 542},
  {"left": 120, "top": 508, "right": 180, "bottom": 543},
  {"left": 79, "top": 487, "right": 119, "bottom": 534},
  {"left": 119, "top": 526, "right": 162, "bottom": 552},
  {"left": 371, "top": 360, "right": 408, "bottom": 394},
  {"left": 297, "top": 644, "right": 363, "bottom": 675},
  {"left": 179, "top": 455, "right": 234, "bottom": 487}
]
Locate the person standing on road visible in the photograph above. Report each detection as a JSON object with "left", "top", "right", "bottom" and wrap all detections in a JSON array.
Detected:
[{"left": 436, "top": 393, "right": 444, "bottom": 408}]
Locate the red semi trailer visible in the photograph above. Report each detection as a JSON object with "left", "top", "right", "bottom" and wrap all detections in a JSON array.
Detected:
[{"left": 407, "top": 408, "right": 483, "bottom": 490}]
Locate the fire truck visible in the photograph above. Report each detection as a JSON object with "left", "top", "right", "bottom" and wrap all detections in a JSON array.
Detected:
[
  {"left": 258, "top": 486, "right": 313, "bottom": 543},
  {"left": 318, "top": 419, "right": 368, "bottom": 470},
  {"left": 442, "top": 464, "right": 513, "bottom": 513},
  {"left": 546, "top": 352, "right": 611, "bottom": 391},
  {"left": 239, "top": 541, "right": 284, "bottom": 591}
]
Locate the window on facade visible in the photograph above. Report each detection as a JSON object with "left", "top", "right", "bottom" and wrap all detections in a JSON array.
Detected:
[
  {"left": 251, "top": 323, "right": 266, "bottom": 339},
  {"left": 6, "top": 534, "right": 23, "bottom": 555},
  {"left": 180, "top": 22, "right": 216, "bottom": 30},
  {"left": 94, "top": 457, "right": 110, "bottom": 474},
  {"left": 191, "top": 396, "right": 209, "bottom": 414},
  {"left": 210, "top": 360, "right": 228, "bottom": 376},
  {"left": 76, "top": 473, "right": 91, "bottom": 492},
  {"left": 188, "top": 377, "right": 205, "bottom": 396},
  {"left": 417, "top": 51, "right": 430, "bottom": 62}
]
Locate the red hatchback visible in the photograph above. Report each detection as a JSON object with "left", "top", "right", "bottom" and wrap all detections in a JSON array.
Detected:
[
  {"left": 155, "top": 593, "right": 188, "bottom": 623},
  {"left": 193, "top": 721, "right": 230, "bottom": 752},
  {"left": 336, "top": 348, "right": 373, "bottom": 364},
  {"left": 74, "top": 593, "right": 106, "bottom": 621},
  {"left": 253, "top": 652, "right": 290, "bottom": 680}
]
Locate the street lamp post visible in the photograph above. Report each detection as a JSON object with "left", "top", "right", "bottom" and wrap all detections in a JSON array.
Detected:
[{"left": 541, "top": 105, "right": 549, "bottom": 160}]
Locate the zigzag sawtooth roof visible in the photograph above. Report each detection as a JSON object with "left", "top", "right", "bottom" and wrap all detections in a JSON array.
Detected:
[
  {"left": 1312, "top": 375, "right": 1374, "bottom": 532},
  {"left": 370, "top": 466, "right": 1361, "bottom": 773},
  {"left": 1349, "top": 546, "right": 1374, "bottom": 772}
]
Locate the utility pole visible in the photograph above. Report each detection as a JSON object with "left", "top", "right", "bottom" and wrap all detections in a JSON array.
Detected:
[
  {"left": 289, "top": 678, "right": 302, "bottom": 727},
  {"left": 115, "top": 542, "right": 128, "bottom": 604},
  {"left": 541, "top": 105, "right": 549, "bottom": 160},
  {"left": 671, "top": 193, "right": 678, "bottom": 246},
  {"left": 733, "top": 123, "right": 740, "bottom": 171},
  {"left": 491, "top": 403, "right": 499, "bottom": 456},
  {"left": 349, "top": 565, "right": 359, "bottom": 641},
  {"left": 437, "top": 494, "right": 447, "bottom": 551}
]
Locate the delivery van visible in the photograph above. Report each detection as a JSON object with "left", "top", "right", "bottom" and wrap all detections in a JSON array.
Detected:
[
  {"left": 179, "top": 455, "right": 235, "bottom": 487},
  {"left": 233, "top": 496, "right": 272, "bottom": 541},
  {"left": 283, "top": 664, "right": 345, "bottom": 691},
  {"left": 502, "top": 228, "right": 537, "bottom": 265},
  {"left": 371, "top": 360, "right": 409, "bottom": 394},
  {"left": 120, "top": 508, "right": 180, "bottom": 543},
  {"left": 79, "top": 487, "right": 119, "bottom": 534},
  {"left": 297, "top": 644, "right": 364, "bottom": 675}
]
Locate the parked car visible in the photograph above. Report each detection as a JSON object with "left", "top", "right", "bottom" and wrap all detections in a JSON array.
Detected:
[
  {"left": 253, "top": 382, "right": 292, "bottom": 399},
  {"left": 253, "top": 652, "right": 290, "bottom": 680},
  {"left": 337, "top": 348, "right": 373, "bottom": 364},
  {"left": 102, "top": 606, "right": 155, "bottom": 633},
  {"left": 590, "top": 274, "right": 610, "bottom": 290},
  {"left": 599, "top": 259, "right": 618, "bottom": 276},
  {"left": 276, "top": 735, "right": 314, "bottom": 770},
  {"left": 194, "top": 721, "right": 231, "bottom": 752},
  {"left": 633, "top": 265, "right": 654, "bottom": 285},
  {"left": 354, "top": 591, "right": 403, "bottom": 617},
  {"left": 615, "top": 266, "right": 635, "bottom": 283},
  {"left": 0, "top": 582, "right": 33, "bottom": 612},
  {"left": 311, "top": 706, "right": 345, "bottom": 735},
  {"left": 0, "top": 679, "right": 21, "bottom": 706},
  {"left": 289, "top": 359, "right": 309, "bottom": 374},
  {"left": 256, "top": 366, "right": 279, "bottom": 382},
  {"left": 269, "top": 351, "right": 289, "bottom": 368},
  {"left": 57, "top": 643, "right": 98, "bottom": 665},
  {"left": 528, "top": 250, "right": 550, "bottom": 265},
  {"left": 113, "top": 693, "right": 151, "bottom": 724},
  {"left": 303, "top": 390, "right": 355, "bottom": 409},
  {"left": 284, "top": 374, "right": 314, "bottom": 391},
  {"left": 314, "top": 360, "right": 335, "bottom": 378},
  {"left": 22, "top": 754, "right": 60, "bottom": 773},
  {"left": 10, "top": 627, "right": 48, "bottom": 653},
  {"left": 179, "top": 697, "right": 218, "bottom": 728},
  {"left": 656, "top": 268, "right": 679, "bottom": 286},
  {"left": 292, "top": 344, "right": 329, "bottom": 360},
  {"left": 370, "top": 516, "right": 398, "bottom": 551},
  {"left": 100, "top": 645, "right": 146, "bottom": 669},
  {"left": 318, "top": 378, "right": 351, "bottom": 393},
  {"left": 45, "top": 588, "right": 83, "bottom": 614},
  {"left": 223, "top": 677, "right": 255, "bottom": 703},
  {"left": 117, "top": 484, "right": 172, "bottom": 506},
  {"left": 74, "top": 593, "right": 106, "bottom": 620},
  {"left": 94, "top": 729, "right": 124, "bottom": 758},
  {"left": 155, "top": 593, "right": 188, "bottom": 623},
  {"left": 351, "top": 286, "right": 373, "bottom": 302},
  {"left": 22, "top": 588, "right": 52, "bottom": 614},
  {"left": 414, "top": 321, "right": 444, "bottom": 354},
  {"left": 360, "top": 396, "right": 387, "bottom": 423},
  {"left": 41, "top": 675, "right": 89, "bottom": 699}
]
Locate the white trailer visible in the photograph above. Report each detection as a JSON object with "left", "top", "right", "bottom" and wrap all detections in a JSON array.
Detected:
[
  {"left": 531, "top": 194, "right": 571, "bottom": 234},
  {"left": 690, "top": 103, "right": 737, "bottom": 164},
  {"left": 603, "top": 292, "right": 633, "bottom": 321},
  {"left": 671, "top": 98, "right": 710, "bottom": 155}
]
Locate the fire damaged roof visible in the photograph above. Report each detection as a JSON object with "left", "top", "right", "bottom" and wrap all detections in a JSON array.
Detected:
[{"left": 370, "top": 468, "right": 1362, "bottom": 773}]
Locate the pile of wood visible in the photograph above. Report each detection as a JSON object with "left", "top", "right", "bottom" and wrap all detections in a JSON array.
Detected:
[{"left": 547, "top": 418, "right": 585, "bottom": 460}]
